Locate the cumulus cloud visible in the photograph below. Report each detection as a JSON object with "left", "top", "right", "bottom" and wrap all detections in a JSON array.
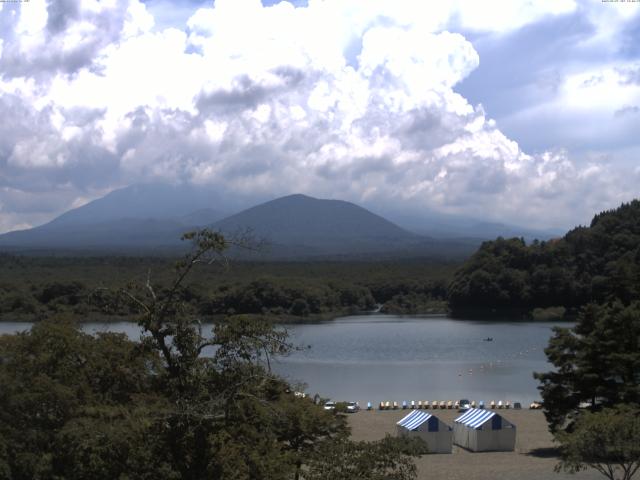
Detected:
[
  {"left": 0, "top": 0, "right": 637, "bottom": 233},
  {"left": 456, "top": 1, "right": 640, "bottom": 159}
]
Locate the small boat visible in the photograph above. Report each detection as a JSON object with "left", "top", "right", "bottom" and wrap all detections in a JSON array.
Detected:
[{"left": 484, "top": 337, "right": 494, "bottom": 342}]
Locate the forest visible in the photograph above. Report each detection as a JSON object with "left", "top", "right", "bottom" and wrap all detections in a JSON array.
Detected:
[
  {"left": 0, "top": 255, "right": 454, "bottom": 322},
  {"left": 448, "top": 200, "right": 640, "bottom": 318}
]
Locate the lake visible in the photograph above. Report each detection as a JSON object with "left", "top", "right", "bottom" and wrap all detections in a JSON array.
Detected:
[{"left": 0, "top": 314, "right": 564, "bottom": 406}]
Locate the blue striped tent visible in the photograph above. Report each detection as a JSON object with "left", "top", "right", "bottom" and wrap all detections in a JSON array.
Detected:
[
  {"left": 396, "top": 410, "right": 452, "bottom": 453},
  {"left": 453, "top": 408, "right": 516, "bottom": 451}
]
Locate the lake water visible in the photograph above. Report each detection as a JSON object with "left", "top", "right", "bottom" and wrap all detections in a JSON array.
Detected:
[{"left": 0, "top": 314, "right": 564, "bottom": 406}]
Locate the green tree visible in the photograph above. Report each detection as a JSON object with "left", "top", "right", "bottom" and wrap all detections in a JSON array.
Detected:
[
  {"left": 0, "top": 317, "right": 163, "bottom": 479},
  {"left": 448, "top": 200, "right": 640, "bottom": 316},
  {"left": 555, "top": 406, "right": 640, "bottom": 480},
  {"left": 304, "top": 435, "right": 426, "bottom": 480},
  {"left": 535, "top": 302, "right": 640, "bottom": 433}
]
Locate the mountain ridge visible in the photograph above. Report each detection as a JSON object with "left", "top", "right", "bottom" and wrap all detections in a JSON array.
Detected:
[{"left": 0, "top": 184, "right": 556, "bottom": 259}]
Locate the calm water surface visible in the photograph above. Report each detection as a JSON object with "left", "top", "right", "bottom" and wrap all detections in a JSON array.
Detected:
[
  {"left": 275, "top": 314, "right": 562, "bottom": 406},
  {"left": 0, "top": 315, "right": 565, "bottom": 406}
]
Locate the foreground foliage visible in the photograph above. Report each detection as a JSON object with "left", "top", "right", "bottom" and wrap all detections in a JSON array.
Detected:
[
  {"left": 304, "top": 435, "right": 427, "bottom": 480},
  {"left": 0, "top": 230, "right": 423, "bottom": 479},
  {"left": 535, "top": 302, "right": 640, "bottom": 433},
  {"left": 555, "top": 406, "right": 640, "bottom": 480}
]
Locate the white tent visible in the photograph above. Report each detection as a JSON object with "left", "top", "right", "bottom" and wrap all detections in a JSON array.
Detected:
[
  {"left": 396, "top": 410, "right": 452, "bottom": 454},
  {"left": 453, "top": 408, "right": 516, "bottom": 452}
]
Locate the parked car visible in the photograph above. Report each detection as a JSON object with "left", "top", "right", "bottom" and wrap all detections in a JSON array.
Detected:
[
  {"left": 323, "top": 401, "right": 336, "bottom": 411},
  {"left": 346, "top": 401, "right": 360, "bottom": 413}
]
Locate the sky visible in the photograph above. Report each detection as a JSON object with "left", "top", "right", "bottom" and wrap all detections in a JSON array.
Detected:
[{"left": 0, "top": 0, "right": 639, "bottom": 233}]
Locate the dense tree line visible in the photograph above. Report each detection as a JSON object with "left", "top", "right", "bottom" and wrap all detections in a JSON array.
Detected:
[
  {"left": 449, "top": 200, "right": 640, "bottom": 316},
  {"left": 202, "top": 278, "right": 375, "bottom": 317},
  {"left": 0, "top": 256, "right": 454, "bottom": 321}
]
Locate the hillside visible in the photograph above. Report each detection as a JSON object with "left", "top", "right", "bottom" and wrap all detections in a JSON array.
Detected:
[
  {"left": 0, "top": 189, "right": 477, "bottom": 259},
  {"left": 214, "top": 194, "right": 420, "bottom": 253},
  {"left": 48, "top": 183, "right": 226, "bottom": 226},
  {"left": 448, "top": 200, "right": 640, "bottom": 316},
  {"left": 0, "top": 184, "right": 228, "bottom": 250}
]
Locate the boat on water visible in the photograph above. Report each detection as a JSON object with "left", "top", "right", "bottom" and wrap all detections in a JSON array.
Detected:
[{"left": 483, "top": 337, "right": 494, "bottom": 342}]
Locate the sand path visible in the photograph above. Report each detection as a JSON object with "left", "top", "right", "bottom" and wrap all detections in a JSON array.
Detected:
[{"left": 349, "top": 409, "right": 604, "bottom": 480}]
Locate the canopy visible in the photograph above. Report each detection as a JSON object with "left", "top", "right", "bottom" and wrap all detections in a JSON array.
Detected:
[
  {"left": 397, "top": 410, "right": 433, "bottom": 431},
  {"left": 396, "top": 410, "right": 452, "bottom": 453},
  {"left": 455, "top": 408, "right": 497, "bottom": 429}
]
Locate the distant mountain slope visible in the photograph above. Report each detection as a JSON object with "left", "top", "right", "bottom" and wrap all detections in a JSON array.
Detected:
[
  {"left": 0, "top": 186, "right": 482, "bottom": 259},
  {"left": 0, "top": 218, "right": 188, "bottom": 249},
  {"left": 380, "top": 210, "right": 562, "bottom": 241},
  {"left": 48, "top": 183, "right": 225, "bottom": 227},
  {"left": 213, "top": 194, "right": 418, "bottom": 250},
  {"left": 0, "top": 184, "right": 229, "bottom": 250},
  {"left": 179, "top": 208, "right": 224, "bottom": 227}
]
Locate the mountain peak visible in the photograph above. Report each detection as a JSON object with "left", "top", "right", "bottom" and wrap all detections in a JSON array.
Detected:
[{"left": 212, "top": 193, "right": 418, "bottom": 256}]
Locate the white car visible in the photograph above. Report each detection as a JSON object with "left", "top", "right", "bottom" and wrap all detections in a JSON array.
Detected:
[
  {"left": 323, "top": 401, "right": 336, "bottom": 411},
  {"left": 346, "top": 401, "right": 360, "bottom": 413}
]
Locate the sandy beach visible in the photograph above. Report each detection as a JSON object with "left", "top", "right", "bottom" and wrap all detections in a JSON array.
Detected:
[{"left": 349, "top": 409, "right": 603, "bottom": 480}]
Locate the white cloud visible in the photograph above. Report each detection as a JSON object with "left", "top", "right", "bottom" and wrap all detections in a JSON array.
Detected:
[{"left": 0, "top": 0, "right": 636, "bottom": 233}]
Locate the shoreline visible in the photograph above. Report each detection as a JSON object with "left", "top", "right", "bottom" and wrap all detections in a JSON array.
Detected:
[{"left": 0, "top": 310, "right": 577, "bottom": 325}]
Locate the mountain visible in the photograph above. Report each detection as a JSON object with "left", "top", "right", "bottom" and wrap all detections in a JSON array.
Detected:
[
  {"left": 0, "top": 189, "right": 477, "bottom": 258},
  {"left": 0, "top": 218, "right": 188, "bottom": 250},
  {"left": 0, "top": 183, "right": 553, "bottom": 259},
  {"left": 212, "top": 194, "right": 478, "bottom": 259},
  {"left": 47, "top": 183, "right": 226, "bottom": 227},
  {"left": 379, "top": 209, "right": 562, "bottom": 241},
  {"left": 0, "top": 184, "right": 230, "bottom": 251},
  {"left": 214, "top": 194, "right": 412, "bottom": 246},
  {"left": 179, "top": 208, "right": 224, "bottom": 227}
]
